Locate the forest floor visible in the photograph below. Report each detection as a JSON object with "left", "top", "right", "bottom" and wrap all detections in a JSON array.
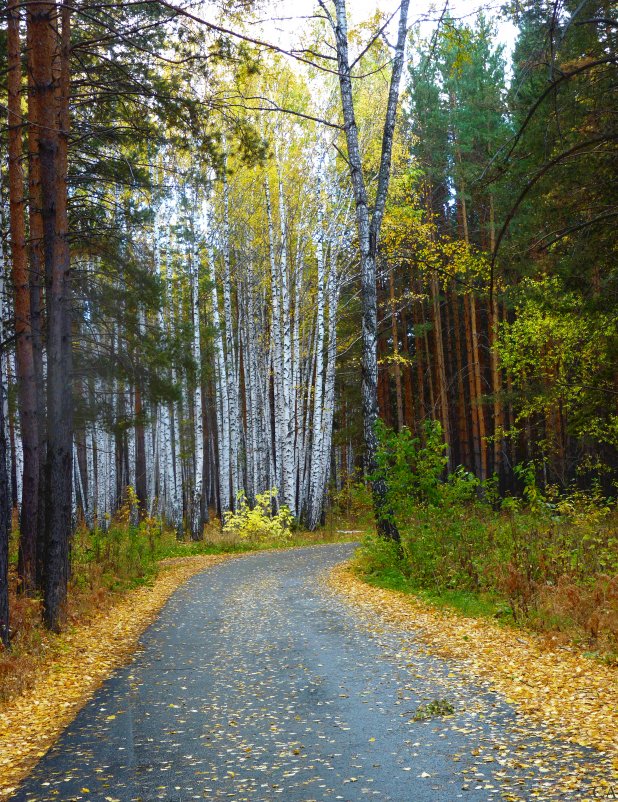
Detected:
[{"left": 4, "top": 544, "right": 616, "bottom": 802}]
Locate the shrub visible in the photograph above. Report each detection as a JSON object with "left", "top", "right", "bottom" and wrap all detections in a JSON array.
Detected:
[
  {"left": 71, "top": 488, "right": 171, "bottom": 590},
  {"left": 352, "top": 534, "right": 404, "bottom": 582},
  {"left": 373, "top": 419, "right": 448, "bottom": 518},
  {"left": 331, "top": 477, "right": 374, "bottom": 529},
  {"left": 222, "top": 489, "right": 294, "bottom": 544},
  {"left": 359, "top": 423, "right": 618, "bottom": 656}
]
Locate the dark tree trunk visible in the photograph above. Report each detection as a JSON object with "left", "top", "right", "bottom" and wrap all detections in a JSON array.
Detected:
[
  {"left": 420, "top": 295, "right": 435, "bottom": 421},
  {"left": 464, "top": 290, "right": 482, "bottom": 477},
  {"left": 36, "top": 2, "right": 73, "bottom": 632},
  {"left": 412, "top": 292, "right": 427, "bottom": 430},
  {"left": 134, "top": 385, "right": 147, "bottom": 516},
  {"left": 9, "top": 0, "right": 40, "bottom": 594},
  {"left": 399, "top": 307, "right": 416, "bottom": 432},
  {"left": 451, "top": 286, "right": 471, "bottom": 470},
  {"left": 201, "top": 376, "right": 210, "bottom": 525},
  {"left": 7, "top": 359, "right": 18, "bottom": 510},
  {"left": 430, "top": 272, "right": 451, "bottom": 468},
  {"left": 27, "top": 12, "right": 48, "bottom": 591},
  {"left": 389, "top": 267, "right": 404, "bottom": 431}
]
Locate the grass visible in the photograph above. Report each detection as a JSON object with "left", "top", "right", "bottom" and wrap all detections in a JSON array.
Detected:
[
  {"left": 350, "top": 421, "right": 618, "bottom": 662},
  {"left": 349, "top": 513, "right": 618, "bottom": 665},
  {"left": 354, "top": 560, "right": 514, "bottom": 622}
]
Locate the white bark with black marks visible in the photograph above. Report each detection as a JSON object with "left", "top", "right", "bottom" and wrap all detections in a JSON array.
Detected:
[{"left": 326, "top": 0, "right": 410, "bottom": 540}]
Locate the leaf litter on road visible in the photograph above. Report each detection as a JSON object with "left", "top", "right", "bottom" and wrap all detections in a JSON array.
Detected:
[
  {"left": 0, "top": 554, "right": 233, "bottom": 800},
  {"left": 329, "top": 563, "right": 618, "bottom": 800}
]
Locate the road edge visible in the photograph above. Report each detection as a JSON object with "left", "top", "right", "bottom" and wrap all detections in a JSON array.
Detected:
[{"left": 0, "top": 554, "right": 235, "bottom": 799}]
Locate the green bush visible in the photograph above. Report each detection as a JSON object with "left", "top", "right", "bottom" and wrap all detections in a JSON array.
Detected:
[
  {"left": 71, "top": 488, "right": 174, "bottom": 590},
  {"left": 359, "top": 422, "right": 618, "bottom": 654}
]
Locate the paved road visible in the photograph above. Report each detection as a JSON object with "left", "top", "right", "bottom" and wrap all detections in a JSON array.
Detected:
[{"left": 12, "top": 544, "right": 607, "bottom": 802}]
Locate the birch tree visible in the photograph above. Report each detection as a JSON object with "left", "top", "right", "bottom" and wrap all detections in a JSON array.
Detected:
[
  {"left": 205, "top": 210, "right": 232, "bottom": 516},
  {"left": 321, "top": 0, "right": 410, "bottom": 540},
  {"left": 190, "top": 225, "right": 207, "bottom": 539}
]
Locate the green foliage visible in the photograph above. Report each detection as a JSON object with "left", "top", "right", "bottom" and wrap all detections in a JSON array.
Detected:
[
  {"left": 352, "top": 534, "right": 405, "bottom": 586},
  {"left": 222, "top": 489, "right": 294, "bottom": 544},
  {"left": 330, "top": 479, "right": 376, "bottom": 533},
  {"left": 499, "top": 276, "right": 618, "bottom": 452},
  {"left": 373, "top": 419, "right": 450, "bottom": 512},
  {"left": 72, "top": 490, "right": 174, "bottom": 591},
  {"left": 412, "top": 699, "right": 455, "bottom": 721},
  {"left": 357, "top": 424, "right": 618, "bottom": 654},
  {"left": 398, "top": 3, "right": 617, "bottom": 491}
]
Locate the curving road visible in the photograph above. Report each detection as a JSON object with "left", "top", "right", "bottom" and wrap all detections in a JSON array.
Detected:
[{"left": 12, "top": 544, "right": 606, "bottom": 802}]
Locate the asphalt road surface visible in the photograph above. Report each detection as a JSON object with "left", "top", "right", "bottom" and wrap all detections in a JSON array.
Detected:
[{"left": 11, "top": 544, "right": 606, "bottom": 802}]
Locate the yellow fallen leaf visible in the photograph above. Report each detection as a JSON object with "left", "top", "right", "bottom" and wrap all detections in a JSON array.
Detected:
[{"left": 0, "top": 554, "right": 234, "bottom": 800}]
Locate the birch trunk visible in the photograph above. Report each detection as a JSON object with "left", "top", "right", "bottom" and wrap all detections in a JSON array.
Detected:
[
  {"left": 134, "top": 311, "right": 147, "bottom": 516},
  {"left": 307, "top": 212, "right": 327, "bottom": 528},
  {"left": 206, "top": 233, "right": 231, "bottom": 515},
  {"left": 190, "top": 243, "right": 206, "bottom": 539},
  {"left": 221, "top": 172, "right": 242, "bottom": 507},
  {"left": 307, "top": 247, "right": 340, "bottom": 528},
  {"left": 265, "top": 179, "right": 284, "bottom": 497},
  {"left": 277, "top": 166, "right": 296, "bottom": 515},
  {"left": 330, "top": 0, "right": 409, "bottom": 541}
]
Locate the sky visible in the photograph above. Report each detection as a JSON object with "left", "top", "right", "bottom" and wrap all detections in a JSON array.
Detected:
[{"left": 246, "top": 0, "right": 518, "bottom": 59}]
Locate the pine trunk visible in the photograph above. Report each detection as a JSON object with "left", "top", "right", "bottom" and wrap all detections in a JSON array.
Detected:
[
  {"left": 463, "top": 292, "right": 481, "bottom": 477},
  {"left": 9, "top": 0, "right": 40, "bottom": 594},
  {"left": 469, "top": 293, "right": 487, "bottom": 480},
  {"left": 412, "top": 295, "right": 427, "bottom": 427},
  {"left": 42, "top": 2, "right": 73, "bottom": 632},
  {"left": 389, "top": 267, "right": 404, "bottom": 431},
  {"left": 430, "top": 272, "right": 451, "bottom": 467},
  {"left": 399, "top": 307, "right": 416, "bottom": 431},
  {"left": 26, "top": 12, "right": 48, "bottom": 591},
  {"left": 451, "top": 286, "right": 471, "bottom": 469}
]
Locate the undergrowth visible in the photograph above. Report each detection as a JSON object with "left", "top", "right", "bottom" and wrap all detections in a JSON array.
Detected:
[{"left": 350, "top": 421, "right": 618, "bottom": 662}]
